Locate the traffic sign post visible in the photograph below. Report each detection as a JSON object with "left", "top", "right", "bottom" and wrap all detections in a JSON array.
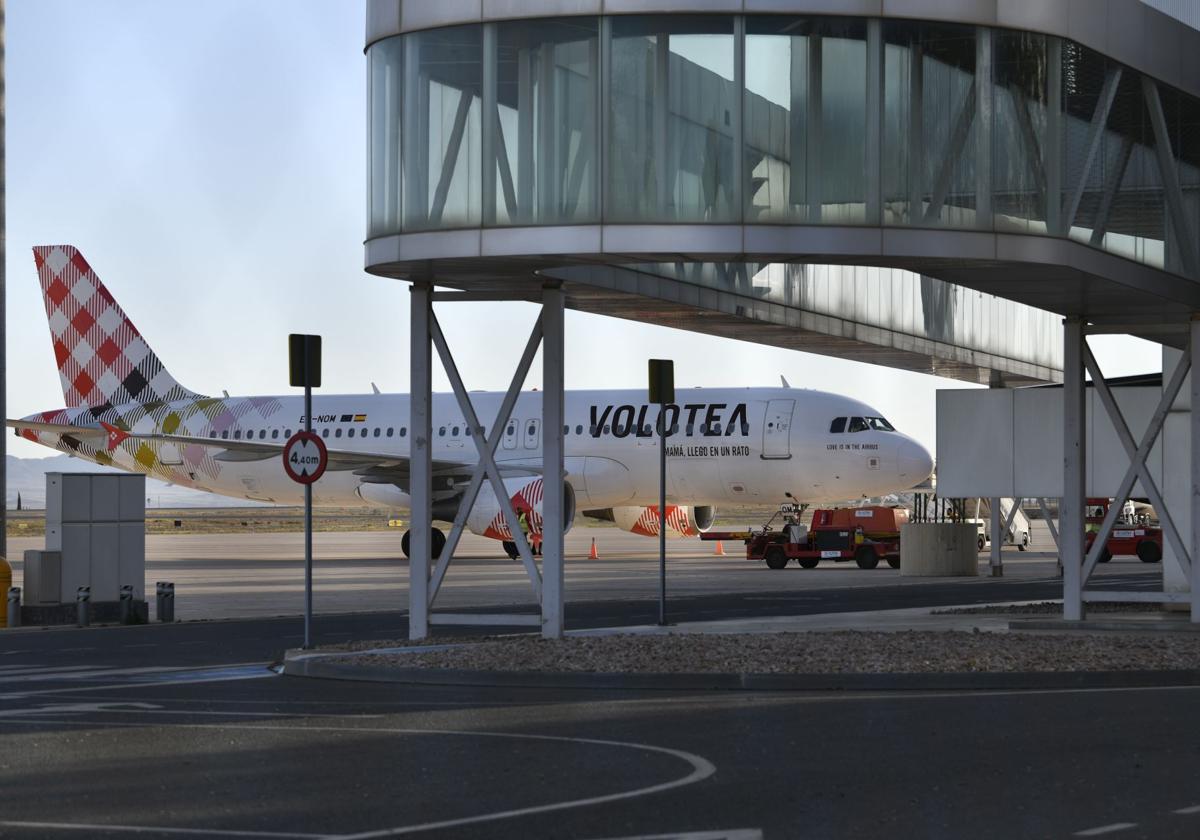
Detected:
[
  {"left": 288, "top": 335, "right": 323, "bottom": 649},
  {"left": 649, "top": 359, "right": 675, "bottom": 627}
]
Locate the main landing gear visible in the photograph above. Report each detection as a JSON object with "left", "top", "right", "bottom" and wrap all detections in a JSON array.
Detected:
[
  {"left": 401, "top": 527, "right": 446, "bottom": 560},
  {"left": 503, "top": 540, "right": 542, "bottom": 559}
]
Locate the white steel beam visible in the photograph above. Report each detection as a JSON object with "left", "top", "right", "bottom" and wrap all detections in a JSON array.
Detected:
[
  {"left": 429, "top": 89, "right": 474, "bottom": 225},
  {"left": 924, "top": 81, "right": 977, "bottom": 224},
  {"left": 1083, "top": 590, "right": 1194, "bottom": 604},
  {"left": 430, "top": 313, "right": 543, "bottom": 600},
  {"left": 1063, "top": 67, "right": 1122, "bottom": 235},
  {"left": 427, "top": 315, "right": 544, "bottom": 604},
  {"left": 974, "top": 27, "right": 993, "bottom": 229},
  {"left": 1061, "top": 317, "right": 1085, "bottom": 620},
  {"left": 541, "top": 285, "right": 566, "bottom": 639},
  {"left": 408, "top": 283, "right": 433, "bottom": 640},
  {"left": 807, "top": 33, "right": 823, "bottom": 222},
  {"left": 1082, "top": 343, "right": 1191, "bottom": 582},
  {"left": 1192, "top": 317, "right": 1200, "bottom": 623}
]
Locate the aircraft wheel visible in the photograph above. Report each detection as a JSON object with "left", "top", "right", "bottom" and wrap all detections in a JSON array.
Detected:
[
  {"left": 1137, "top": 541, "right": 1162, "bottom": 564},
  {"left": 764, "top": 546, "right": 789, "bottom": 570},
  {"left": 977, "top": 536, "right": 986, "bottom": 552},
  {"left": 1097, "top": 548, "right": 1112, "bottom": 564},
  {"left": 798, "top": 557, "right": 820, "bottom": 569},
  {"left": 502, "top": 540, "right": 519, "bottom": 560},
  {"left": 886, "top": 556, "right": 901, "bottom": 570},
  {"left": 855, "top": 547, "right": 880, "bottom": 570},
  {"left": 401, "top": 528, "right": 445, "bottom": 560}
]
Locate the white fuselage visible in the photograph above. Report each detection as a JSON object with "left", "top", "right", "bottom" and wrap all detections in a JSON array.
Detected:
[{"left": 27, "top": 387, "right": 932, "bottom": 510}]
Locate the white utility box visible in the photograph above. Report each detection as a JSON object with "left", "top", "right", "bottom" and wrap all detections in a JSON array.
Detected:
[{"left": 43, "top": 472, "right": 146, "bottom": 602}]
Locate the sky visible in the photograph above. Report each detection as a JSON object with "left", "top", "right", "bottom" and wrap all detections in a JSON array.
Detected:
[{"left": 5, "top": 0, "right": 1165, "bottom": 460}]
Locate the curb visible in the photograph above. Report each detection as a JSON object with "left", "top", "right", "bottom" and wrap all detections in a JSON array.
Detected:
[
  {"left": 281, "top": 649, "right": 1200, "bottom": 692},
  {"left": 1011, "top": 618, "right": 1200, "bottom": 633}
]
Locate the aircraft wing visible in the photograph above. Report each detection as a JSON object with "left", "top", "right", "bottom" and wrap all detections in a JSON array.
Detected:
[{"left": 97, "top": 428, "right": 540, "bottom": 485}]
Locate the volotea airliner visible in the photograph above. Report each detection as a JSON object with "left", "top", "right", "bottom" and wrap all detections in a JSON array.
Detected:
[{"left": 10, "top": 246, "right": 934, "bottom": 558}]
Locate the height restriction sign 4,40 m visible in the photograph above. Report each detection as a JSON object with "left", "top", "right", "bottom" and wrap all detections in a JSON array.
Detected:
[{"left": 283, "top": 431, "right": 328, "bottom": 484}]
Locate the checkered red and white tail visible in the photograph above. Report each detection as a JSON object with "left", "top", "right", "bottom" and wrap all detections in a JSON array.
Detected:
[{"left": 33, "top": 245, "right": 198, "bottom": 409}]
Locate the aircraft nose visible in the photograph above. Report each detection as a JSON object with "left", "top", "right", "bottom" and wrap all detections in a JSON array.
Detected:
[{"left": 897, "top": 437, "right": 934, "bottom": 487}]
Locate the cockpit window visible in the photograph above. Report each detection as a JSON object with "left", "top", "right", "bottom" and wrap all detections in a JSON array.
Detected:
[
  {"left": 830, "top": 417, "right": 847, "bottom": 434},
  {"left": 847, "top": 416, "right": 869, "bottom": 433},
  {"left": 866, "top": 417, "right": 895, "bottom": 432}
]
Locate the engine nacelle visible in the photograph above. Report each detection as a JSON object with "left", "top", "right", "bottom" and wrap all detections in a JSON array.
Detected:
[
  {"left": 609, "top": 505, "right": 715, "bottom": 538},
  {"left": 467, "top": 477, "right": 576, "bottom": 540}
]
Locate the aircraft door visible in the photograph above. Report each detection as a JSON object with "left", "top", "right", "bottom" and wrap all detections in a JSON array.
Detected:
[
  {"left": 503, "top": 419, "right": 518, "bottom": 450},
  {"left": 762, "top": 399, "right": 794, "bottom": 459}
]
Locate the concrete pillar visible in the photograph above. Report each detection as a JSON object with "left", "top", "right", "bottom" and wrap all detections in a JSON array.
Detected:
[{"left": 1162, "top": 344, "right": 1190, "bottom": 606}]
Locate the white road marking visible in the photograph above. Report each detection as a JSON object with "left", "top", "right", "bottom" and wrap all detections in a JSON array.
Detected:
[
  {"left": 0, "top": 718, "right": 717, "bottom": 839},
  {"left": 583, "top": 831, "right": 762, "bottom": 840},
  {"left": 1173, "top": 805, "right": 1200, "bottom": 815},
  {"left": 0, "top": 701, "right": 161, "bottom": 718},
  {"left": 1074, "top": 823, "right": 1138, "bottom": 836},
  {"left": 0, "top": 662, "right": 273, "bottom": 699},
  {"left": 0, "top": 820, "right": 325, "bottom": 838}
]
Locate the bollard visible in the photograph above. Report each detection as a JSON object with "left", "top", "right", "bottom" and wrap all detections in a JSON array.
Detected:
[
  {"left": 156, "top": 581, "right": 166, "bottom": 623},
  {"left": 119, "top": 585, "right": 134, "bottom": 624},
  {"left": 76, "top": 586, "right": 91, "bottom": 627},
  {"left": 7, "top": 587, "right": 20, "bottom": 628},
  {"left": 161, "top": 582, "right": 175, "bottom": 623}
]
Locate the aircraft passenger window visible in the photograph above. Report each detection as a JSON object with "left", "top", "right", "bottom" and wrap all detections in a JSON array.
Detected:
[
  {"left": 399, "top": 428, "right": 406, "bottom": 437},
  {"left": 260, "top": 430, "right": 266, "bottom": 439},
  {"left": 670, "top": 423, "right": 679, "bottom": 435},
  {"left": 374, "top": 428, "right": 381, "bottom": 437},
  {"left": 438, "top": 427, "right": 445, "bottom": 437},
  {"left": 335, "top": 428, "right": 343, "bottom": 438},
  {"left": 686, "top": 424, "right": 694, "bottom": 435},
  {"left": 830, "top": 417, "right": 847, "bottom": 433},
  {"left": 741, "top": 422, "right": 750, "bottom": 435},
  {"left": 271, "top": 429, "right": 279, "bottom": 439},
  {"left": 528, "top": 422, "right": 536, "bottom": 435},
  {"left": 507, "top": 424, "right": 515, "bottom": 436},
  {"left": 234, "top": 430, "right": 242, "bottom": 439},
  {"left": 576, "top": 425, "right": 583, "bottom": 435},
  {"left": 848, "top": 417, "right": 868, "bottom": 433},
  {"left": 221, "top": 430, "right": 229, "bottom": 439},
  {"left": 322, "top": 428, "right": 330, "bottom": 438},
  {"left": 285, "top": 429, "right": 292, "bottom": 438},
  {"left": 603, "top": 425, "right": 610, "bottom": 435},
  {"left": 589, "top": 425, "right": 597, "bottom": 435},
  {"left": 386, "top": 428, "right": 393, "bottom": 437},
  {"left": 350, "top": 428, "right": 358, "bottom": 438}
]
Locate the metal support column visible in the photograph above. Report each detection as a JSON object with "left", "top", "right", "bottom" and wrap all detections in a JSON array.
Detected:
[
  {"left": 654, "top": 32, "right": 669, "bottom": 213},
  {"left": 541, "top": 286, "right": 565, "bottom": 638},
  {"left": 1062, "top": 317, "right": 1085, "bottom": 620},
  {"left": 1046, "top": 37, "right": 1062, "bottom": 236},
  {"left": 865, "top": 19, "right": 883, "bottom": 225},
  {"left": 409, "top": 283, "right": 433, "bottom": 640},
  {"left": 989, "top": 497, "right": 1003, "bottom": 577},
  {"left": 1192, "top": 317, "right": 1200, "bottom": 623},
  {"left": 907, "top": 42, "right": 924, "bottom": 221}
]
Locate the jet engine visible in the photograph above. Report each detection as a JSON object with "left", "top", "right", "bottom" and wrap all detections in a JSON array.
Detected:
[
  {"left": 465, "top": 477, "right": 576, "bottom": 540},
  {"left": 602, "top": 505, "right": 716, "bottom": 538}
]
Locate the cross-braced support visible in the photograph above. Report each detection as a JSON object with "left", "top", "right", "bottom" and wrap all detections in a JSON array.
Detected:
[
  {"left": 1060, "top": 319, "right": 1200, "bottom": 620},
  {"left": 408, "top": 285, "right": 568, "bottom": 639}
]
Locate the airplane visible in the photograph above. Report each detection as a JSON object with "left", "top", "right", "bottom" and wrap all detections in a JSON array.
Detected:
[{"left": 10, "top": 245, "right": 935, "bottom": 559}]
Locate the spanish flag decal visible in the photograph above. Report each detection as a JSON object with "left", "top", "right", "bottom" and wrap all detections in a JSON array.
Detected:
[{"left": 354, "top": 414, "right": 367, "bottom": 422}]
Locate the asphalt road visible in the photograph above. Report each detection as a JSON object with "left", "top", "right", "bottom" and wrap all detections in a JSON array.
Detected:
[{"left": 1, "top": 526, "right": 1194, "bottom": 839}]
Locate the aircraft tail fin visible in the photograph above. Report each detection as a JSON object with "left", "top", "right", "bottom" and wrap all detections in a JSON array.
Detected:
[{"left": 32, "top": 245, "right": 200, "bottom": 409}]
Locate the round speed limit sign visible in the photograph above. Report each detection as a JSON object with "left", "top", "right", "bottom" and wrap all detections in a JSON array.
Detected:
[{"left": 283, "top": 431, "right": 328, "bottom": 484}]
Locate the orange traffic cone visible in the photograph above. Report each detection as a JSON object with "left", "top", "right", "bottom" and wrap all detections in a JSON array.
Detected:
[
  {"left": 714, "top": 540, "right": 726, "bottom": 556},
  {"left": 588, "top": 537, "right": 599, "bottom": 560}
]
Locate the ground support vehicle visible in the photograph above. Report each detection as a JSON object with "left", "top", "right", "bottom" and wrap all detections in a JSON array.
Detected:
[
  {"left": 703, "top": 505, "right": 908, "bottom": 570},
  {"left": 1084, "top": 498, "right": 1162, "bottom": 563}
]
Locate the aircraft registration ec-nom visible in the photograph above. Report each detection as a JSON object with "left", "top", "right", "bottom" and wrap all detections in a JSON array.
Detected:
[{"left": 10, "top": 246, "right": 934, "bottom": 557}]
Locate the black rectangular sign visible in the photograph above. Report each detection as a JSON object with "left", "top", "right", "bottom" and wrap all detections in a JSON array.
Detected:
[
  {"left": 289, "top": 334, "right": 322, "bottom": 388},
  {"left": 648, "top": 359, "right": 674, "bottom": 405}
]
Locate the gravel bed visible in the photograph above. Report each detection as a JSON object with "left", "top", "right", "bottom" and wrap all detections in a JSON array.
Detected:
[
  {"left": 331, "top": 631, "right": 1200, "bottom": 674},
  {"left": 933, "top": 602, "right": 1164, "bottom": 615}
]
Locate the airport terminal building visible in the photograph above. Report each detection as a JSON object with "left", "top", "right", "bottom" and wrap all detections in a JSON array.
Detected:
[{"left": 362, "top": 1, "right": 1200, "bottom": 635}]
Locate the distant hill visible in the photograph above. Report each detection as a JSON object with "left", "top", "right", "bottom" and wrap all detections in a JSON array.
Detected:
[{"left": 5, "top": 454, "right": 266, "bottom": 509}]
